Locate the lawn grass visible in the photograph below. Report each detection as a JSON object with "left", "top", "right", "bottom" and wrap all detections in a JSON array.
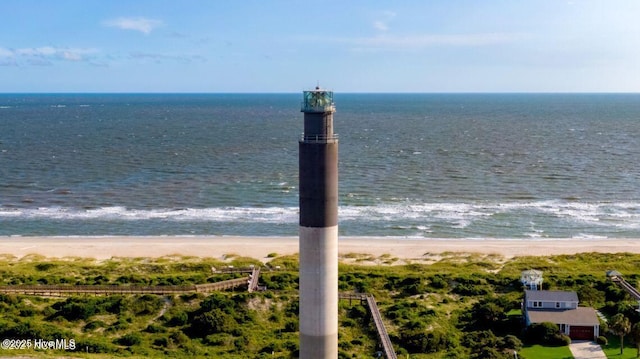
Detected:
[
  {"left": 601, "top": 335, "right": 639, "bottom": 359},
  {"left": 519, "top": 344, "right": 573, "bottom": 359}
]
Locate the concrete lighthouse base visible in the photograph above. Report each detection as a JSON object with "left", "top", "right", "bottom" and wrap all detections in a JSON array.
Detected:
[{"left": 299, "top": 225, "right": 338, "bottom": 359}]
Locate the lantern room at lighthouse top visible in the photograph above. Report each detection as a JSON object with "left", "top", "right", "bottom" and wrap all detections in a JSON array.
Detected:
[{"left": 301, "top": 86, "right": 335, "bottom": 113}]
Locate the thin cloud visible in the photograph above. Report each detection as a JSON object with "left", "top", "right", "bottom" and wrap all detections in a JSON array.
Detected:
[
  {"left": 300, "top": 32, "right": 530, "bottom": 52},
  {"left": 297, "top": 32, "right": 528, "bottom": 52},
  {"left": 373, "top": 21, "right": 389, "bottom": 31},
  {"left": 372, "top": 10, "right": 396, "bottom": 32},
  {"left": 0, "top": 47, "right": 17, "bottom": 66},
  {"left": 360, "top": 33, "right": 528, "bottom": 47},
  {"left": 0, "top": 46, "right": 98, "bottom": 66},
  {"left": 166, "top": 31, "right": 189, "bottom": 39},
  {"left": 129, "top": 51, "right": 206, "bottom": 64},
  {"left": 0, "top": 47, "right": 14, "bottom": 57},
  {"left": 103, "top": 17, "right": 163, "bottom": 34}
]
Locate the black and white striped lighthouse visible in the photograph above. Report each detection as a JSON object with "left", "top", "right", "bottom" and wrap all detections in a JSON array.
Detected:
[{"left": 298, "top": 87, "right": 338, "bottom": 359}]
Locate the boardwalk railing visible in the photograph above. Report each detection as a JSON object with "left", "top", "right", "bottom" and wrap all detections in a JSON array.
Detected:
[
  {"left": 195, "top": 278, "right": 250, "bottom": 293},
  {"left": 0, "top": 276, "right": 250, "bottom": 296},
  {"left": 0, "top": 284, "right": 195, "bottom": 296},
  {"left": 365, "top": 294, "right": 397, "bottom": 359},
  {"left": 0, "top": 266, "right": 266, "bottom": 296},
  {"left": 609, "top": 274, "right": 640, "bottom": 301},
  {"left": 248, "top": 267, "right": 261, "bottom": 293},
  {"left": 339, "top": 292, "right": 397, "bottom": 359}
]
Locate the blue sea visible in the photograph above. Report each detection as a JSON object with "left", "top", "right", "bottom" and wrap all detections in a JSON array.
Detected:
[{"left": 1, "top": 93, "right": 639, "bottom": 238}]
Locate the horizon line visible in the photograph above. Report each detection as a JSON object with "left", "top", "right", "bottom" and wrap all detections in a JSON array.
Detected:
[{"left": 1, "top": 91, "right": 639, "bottom": 95}]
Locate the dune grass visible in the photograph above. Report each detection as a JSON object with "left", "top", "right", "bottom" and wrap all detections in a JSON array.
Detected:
[{"left": 0, "top": 252, "right": 639, "bottom": 357}]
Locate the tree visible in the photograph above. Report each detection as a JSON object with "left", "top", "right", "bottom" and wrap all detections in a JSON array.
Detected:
[
  {"left": 630, "top": 322, "right": 640, "bottom": 358},
  {"left": 190, "top": 309, "right": 238, "bottom": 336},
  {"left": 578, "top": 286, "right": 605, "bottom": 307},
  {"left": 610, "top": 313, "right": 631, "bottom": 355},
  {"left": 461, "top": 298, "right": 507, "bottom": 333}
]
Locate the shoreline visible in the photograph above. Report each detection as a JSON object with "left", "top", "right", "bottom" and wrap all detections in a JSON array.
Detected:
[{"left": 1, "top": 236, "right": 639, "bottom": 262}]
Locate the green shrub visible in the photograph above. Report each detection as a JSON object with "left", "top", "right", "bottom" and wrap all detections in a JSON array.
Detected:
[
  {"left": 19, "top": 308, "right": 36, "bottom": 317},
  {"left": 84, "top": 320, "right": 106, "bottom": 331},
  {"left": 233, "top": 335, "right": 249, "bottom": 351},
  {"left": 165, "top": 310, "right": 189, "bottom": 326},
  {"left": 262, "top": 272, "right": 298, "bottom": 290},
  {"left": 428, "top": 274, "right": 449, "bottom": 289},
  {"left": 152, "top": 337, "right": 169, "bottom": 348},
  {"left": 76, "top": 338, "right": 116, "bottom": 353},
  {"left": 401, "top": 328, "right": 459, "bottom": 353},
  {"left": 350, "top": 338, "right": 363, "bottom": 346},
  {"left": 144, "top": 324, "right": 166, "bottom": 333},
  {"left": 52, "top": 298, "right": 98, "bottom": 321},
  {"left": 130, "top": 294, "right": 164, "bottom": 315},
  {"left": 284, "top": 300, "right": 299, "bottom": 317},
  {"left": 500, "top": 335, "right": 523, "bottom": 351},
  {"left": 102, "top": 295, "right": 127, "bottom": 314},
  {"left": 459, "top": 298, "right": 508, "bottom": 333},
  {"left": 117, "top": 332, "right": 142, "bottom": 346},
  {"left": 347, "top": 305, "right": 367, "bottom": 320},
  {"left": 283, "top": 319, "right": 298, "bottom": 332},
  {"left": 35, "top": 263, "right": 57, "bottom": 271},
  {"left": 596, "top": 335, "right": 608, "bottom": 345},
  {"left": 525, "top": 322, "right": 570, "bottom": 346},
  {"left": 169, "top": 331, "right": 190, "bottom": 347},
  {"left": 0, "top": 294, "right": 18, "bottom": 305},
  {"left": 189, "top": 309, "right": 238, "bottom": 336},
  {"left": 556, "top": 334, "right": 571, "bottom": 346},
  {"left": 452, "top": 283, "right": 491, "bottom": 296}
]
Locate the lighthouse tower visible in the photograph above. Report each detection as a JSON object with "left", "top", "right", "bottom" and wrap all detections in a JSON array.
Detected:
[{"left": 299, "top": 87, "right": 339, "bottom": 359}]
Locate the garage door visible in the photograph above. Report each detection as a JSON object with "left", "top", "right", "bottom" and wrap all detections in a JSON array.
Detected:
[{"left": 570, "top": 326, "right": 594, "bottom": 340}]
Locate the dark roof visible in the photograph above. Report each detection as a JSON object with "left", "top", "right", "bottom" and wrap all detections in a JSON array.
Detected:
[
  {"left": 607, "top": 270, "right": 622, "bottom": 277},
  {"left": 525, "top": 290, "right": 578, "bottom": 302},
  {"left": 527, "top": 307, "right": 600, "bottom": 326}
]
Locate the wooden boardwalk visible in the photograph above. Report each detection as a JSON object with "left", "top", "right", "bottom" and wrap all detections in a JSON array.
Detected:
[
  {"left": 340, "top": 292, "right": 397, "bottom": 359},
  {"left": 365, "top": 294, "right": 397, "bottom": 359},
  {"left": 0, "top": 267, "right": 262, "bottom": 296},
  {"left": 0, "top": 277, "right": 250, "bottom": 296},
  {"left": 247, "top": 267, "right": 261, "bottom": 293},
  {"left": 608, "top": 273, "right": 640, "bottom": 301}
]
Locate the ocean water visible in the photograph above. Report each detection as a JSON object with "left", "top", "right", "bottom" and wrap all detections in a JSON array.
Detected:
[{"left": 1, "top": 93, "right": 639, "bottom": 238}]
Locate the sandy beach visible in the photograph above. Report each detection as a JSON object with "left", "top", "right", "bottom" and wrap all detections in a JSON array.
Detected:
[{"left": 1, "top": 236, "right": 639, "bottom": 262}]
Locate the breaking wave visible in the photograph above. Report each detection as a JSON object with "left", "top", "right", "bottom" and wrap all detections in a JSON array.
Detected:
[{"left": 2, "top": 200, "right": 640, "bottom": 237}]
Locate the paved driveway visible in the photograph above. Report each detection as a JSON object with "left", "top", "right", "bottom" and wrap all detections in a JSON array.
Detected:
[{"left": 569, "top": 341, "right": 607, "bottom": 359}]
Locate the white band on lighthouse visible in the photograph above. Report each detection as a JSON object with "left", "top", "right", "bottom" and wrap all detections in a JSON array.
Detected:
[{"left": 299, "top": 225, "right": 338, "bottom": 355}]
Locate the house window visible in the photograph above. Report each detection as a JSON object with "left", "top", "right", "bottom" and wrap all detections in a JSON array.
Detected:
[
  {"left": 556, "top": 302, "right": 560, "bottom": 308},
  {"left": 532, "top": 301, "right": 542, "bottom": 308}
]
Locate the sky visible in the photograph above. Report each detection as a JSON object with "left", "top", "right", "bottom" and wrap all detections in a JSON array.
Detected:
[{"left": 1, "top": 0, "right": 639, "bottom": 93}]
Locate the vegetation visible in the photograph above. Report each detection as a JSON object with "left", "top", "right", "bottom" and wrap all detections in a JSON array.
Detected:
[
  {"left": 630, "top": 322, "right": 640, "bottom": 358},
  {"left": 2, "top": 252, "right": 640, "bottom": 357},
  {"left": 611, "top": 313, "right": 632, "bottom": 355},
  {"left": 601, "top": 334, "right": 639, "bottom": 359},
  {"left": 519, "top": 344, "right": 573, "bottom": 359}
]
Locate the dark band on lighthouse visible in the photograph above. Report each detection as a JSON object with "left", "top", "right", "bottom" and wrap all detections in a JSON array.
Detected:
[{"left": 299, "top": 142, "right": 338, "bottom": 227}]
